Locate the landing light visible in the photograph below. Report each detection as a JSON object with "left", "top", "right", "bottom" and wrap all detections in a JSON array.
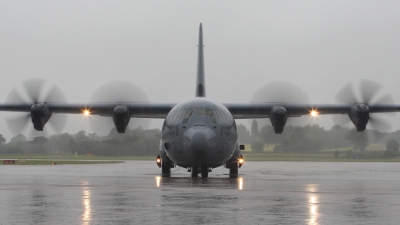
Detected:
[
  {"left": 238, "top": 154, "right": 244, "bottom": 168},
  {"left": 83, "top": 109, "right": 90, "bottom": 117},
  {"left": 310, "top": 110, "right": 318, "bottom": 117},
  {"left": 156, "top": 154, "right": 162, "bottom": 168}
]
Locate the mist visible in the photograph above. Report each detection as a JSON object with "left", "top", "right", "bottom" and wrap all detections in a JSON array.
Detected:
[{"left": 1, "top": 1, "right": 400, "bottom": 140}]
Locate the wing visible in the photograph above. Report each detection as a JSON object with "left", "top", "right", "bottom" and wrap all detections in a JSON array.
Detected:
[
  {"left": 52, "top": 102, "right": 176, "bottom": 118},
  {"left": 223, "top": 102, "right": 400, "bottom": 133},
  {"left": 224, "top": 103, "right": 349, "bottom": 119},
  {"left": 0, "top": 102, "right": 177, "bottom": 134},
  {"left": 224, "top": 102, "right": 400, "bottom": 119},
  {"left": 0, "top": 102, "right": 176, "bottom": 118}
]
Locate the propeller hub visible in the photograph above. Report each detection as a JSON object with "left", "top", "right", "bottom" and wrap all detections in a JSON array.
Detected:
[
  {"left": 349, "top": 104, "right": 369, "bottom": 132},
  {"left": 269, "top": 105, "right": 287, "bottom": 134},
  {"left": 334, "top": 79, "right": 393, "bottom": 132},
  {"left": 112, "top": 105, "right": 131, "bottom": 133},
  {"left": 5, "top": 78, "right": 68, "bottom": 136},
  {"left": 30, "top": 103, "right": 51, "bottom": 131}
]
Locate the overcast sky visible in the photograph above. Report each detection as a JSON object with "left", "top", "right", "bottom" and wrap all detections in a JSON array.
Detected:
[{"left": 1, "top": 1, "right": 400, "bottom": 140}]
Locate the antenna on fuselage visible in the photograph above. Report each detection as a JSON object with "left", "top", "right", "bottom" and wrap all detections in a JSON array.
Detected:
[{"left": 196, "top": 23, "right": 205, "bottom": 97}]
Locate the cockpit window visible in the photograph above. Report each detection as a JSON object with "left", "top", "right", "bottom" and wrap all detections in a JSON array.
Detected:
[
  {"left": 173, "top": 105, "right": 187, "bottom": 120},
  {"left": 212, "top": 105, "right": 226, "bottom": 120},
  {"left": 206, "top": 109, "right": 213, "bottom": 117},
  {"left": 192, "top": 108, "right": 206, "bottom": 116},
  {"left": 182, "top": 107, "right": 219, "bottom": 123},
  {"left": 184, "top": 108, "right": 194, "bottom": 118}
]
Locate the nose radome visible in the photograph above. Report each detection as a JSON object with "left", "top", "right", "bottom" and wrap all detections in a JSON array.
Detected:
[
  {"left": 191, "top": 130, "right": 208, "bottom": 151},
  {"left": 183, "top": 127, "right": 216, "bottom": 151}
]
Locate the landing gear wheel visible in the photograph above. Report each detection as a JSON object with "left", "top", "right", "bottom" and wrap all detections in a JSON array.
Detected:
[
  {"left": 191, "top": 166, "right": 198, "bottom": 178},
  {"left": 161, "top": 161, "right": 171, "bottom": 177},
  {"left": 229, "top": 162, "right": 238, "bottom": 178},
  {"left": 201, "top": 167, "right": 209, "bottom": 179}
]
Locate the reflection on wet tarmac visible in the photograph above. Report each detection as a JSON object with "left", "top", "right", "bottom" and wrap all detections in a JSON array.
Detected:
[
  {"left": 306, "top": 184, "right": 319, "bottom": 225},
  {"left": 31, "top": 190, "right": 48, "bottom": 224},
  {"left": 154, "top": 176, "right": 244, "bottom": 190},
  {"left": 1, "top": 161, "right": 400, "bottom": 224},
  {"left": 82, "top": 182, "right": 92, "bottom": 225},
  {"left": 155, "top": 176, "right": 161, "bottom": 188},
  {"left": 238, "top": 177, "right": 243, "bottom": 190}
]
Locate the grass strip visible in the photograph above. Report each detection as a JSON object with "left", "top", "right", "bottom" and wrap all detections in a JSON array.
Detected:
[{"left": 0, "top": 159, "right": 123, "bottom": 165}]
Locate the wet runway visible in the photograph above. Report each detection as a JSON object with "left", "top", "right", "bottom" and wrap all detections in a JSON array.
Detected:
[{"left": 1, "top": 161, "right": 400, "bottom": 225}]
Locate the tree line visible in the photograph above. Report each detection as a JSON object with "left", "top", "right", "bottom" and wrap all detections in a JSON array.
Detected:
[
  {"left": 0, "top": 128, "right": 161, "bottom": 156},
  {"left": 238, "top": 120, "right": 400, "bottom": 157},
  {"left": 0, "top": 120, "right": 399, "bottom": 157}
]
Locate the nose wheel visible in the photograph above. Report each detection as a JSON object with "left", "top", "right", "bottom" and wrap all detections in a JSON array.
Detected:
[
  {"left": 190, "top": 166, "right": 209, "bottom": 178},
  {"left": 191, "top": 166, "right": 198, "bottom": 178},
  {"left": 201, "top": 167, "right": 208, "bottom": 179}
]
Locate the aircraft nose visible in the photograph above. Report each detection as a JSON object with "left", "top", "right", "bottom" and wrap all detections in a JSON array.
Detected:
[
  {"left": 191, "top": 129, "right": 208, "bottom": 151},
  {"left": 183, "top": 127, "right": 216, "bottom": 152}
]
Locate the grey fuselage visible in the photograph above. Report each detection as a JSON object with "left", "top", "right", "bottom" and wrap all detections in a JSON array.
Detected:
[{"left": 160, "top": 98, "right": 239, "bottom": 168}]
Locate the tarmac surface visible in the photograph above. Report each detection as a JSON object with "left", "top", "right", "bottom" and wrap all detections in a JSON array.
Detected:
[{"left": 1, "top": 161, "right": 400, "bottom": 225}]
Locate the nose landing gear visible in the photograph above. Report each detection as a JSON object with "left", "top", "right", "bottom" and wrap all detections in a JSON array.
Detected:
[
  {"left": 189, "top": 166, "right": 210, "bottom": 178},
  {"left": 201, "top": 167, "right": 208, "bottom": 179},
  {"left": 191, "top": 166, "right": 198, "bottom": 178}
]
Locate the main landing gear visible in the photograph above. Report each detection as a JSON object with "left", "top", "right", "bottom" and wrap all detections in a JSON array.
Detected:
[
  {"left": 156, "top": 154, "right": 174, "bottom": 177},
  {"left": 229, "top": 162, "right": 238, "bottom": 178},
  {"left": 226, "top": 154, "right": 244, "bottom": 178}
]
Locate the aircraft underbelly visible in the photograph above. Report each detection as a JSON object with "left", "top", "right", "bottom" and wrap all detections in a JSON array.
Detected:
[{"left": 163, "top": 136, "right": 236, "bottom": 168}]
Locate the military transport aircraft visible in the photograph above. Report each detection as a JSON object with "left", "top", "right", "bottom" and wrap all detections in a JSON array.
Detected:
[{"left": 1, "top": 24, "right": 399, "bottom": 179}]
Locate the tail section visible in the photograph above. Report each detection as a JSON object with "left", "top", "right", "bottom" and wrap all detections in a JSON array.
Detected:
[{"left": 196, "top": 23, "right": 206, "bottom": 97}]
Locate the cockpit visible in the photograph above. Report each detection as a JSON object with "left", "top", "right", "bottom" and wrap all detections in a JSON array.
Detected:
[{"left": 171, "top": 105, "right": 227, "bottom": 123}]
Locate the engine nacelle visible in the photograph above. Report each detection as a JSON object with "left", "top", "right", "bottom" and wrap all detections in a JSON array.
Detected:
[
  {"left": 269, "top": 105, "right": 287, "bottom": 134},
  {"left": 30, "top": 103, "right": 51, "bottom": 131},
  {"left": 113, "top": 105, "right": 131, "bottom": 133},
  {"left": 349, "top": 104, "right": 369, "bottom": 132}
]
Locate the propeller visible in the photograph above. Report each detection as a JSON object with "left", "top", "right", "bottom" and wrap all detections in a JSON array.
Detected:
[
  {"left": 332, "top": 79, "right": 395, "bottom": 131},
  {"left": 87, "top": 80, "right": 150, "bottom": 136},
  {"left": 250, "top": 81, "right": 311, "bottom": 128},
  {"left": 4, "top": 78, "right": 68, "bottom": 139}
]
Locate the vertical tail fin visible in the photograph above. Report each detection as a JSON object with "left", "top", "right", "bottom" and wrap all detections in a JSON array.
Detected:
[{"left": 196, "top": 23, "right": 205, "bottom": 97}]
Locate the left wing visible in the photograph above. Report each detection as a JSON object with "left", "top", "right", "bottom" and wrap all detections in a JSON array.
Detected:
[
  {"left": 0, "top": 102, "right": 177, "bottom": 133},
  {"left": 0, "top": 102, "right": 176, "bottom": 117}
]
